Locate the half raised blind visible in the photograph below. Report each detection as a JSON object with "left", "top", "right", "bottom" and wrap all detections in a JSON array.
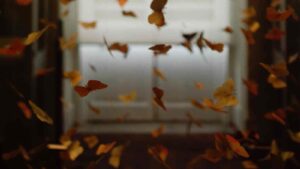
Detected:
[{"left": 78, "top": 0, "right": 231, "bottom": 44}]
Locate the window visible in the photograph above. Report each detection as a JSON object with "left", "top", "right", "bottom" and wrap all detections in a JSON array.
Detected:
[{"left": 62, "top": 0, "right": 248, "bottom": 133}]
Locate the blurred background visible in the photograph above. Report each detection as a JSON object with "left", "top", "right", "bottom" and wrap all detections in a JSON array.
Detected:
[{"left": 0, "top": 0, "right": 300, "bottom": 169}]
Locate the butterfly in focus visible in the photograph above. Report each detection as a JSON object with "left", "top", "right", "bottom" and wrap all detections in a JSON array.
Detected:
[{"left": 74, "top": 80, "right": 108, "bottom": 97}]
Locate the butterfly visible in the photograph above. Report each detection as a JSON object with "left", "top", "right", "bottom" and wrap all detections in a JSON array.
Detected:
[
  {"left": 153, "top": 87, "right": 167, "bottom": 111},
  {"left": 149, "top": 44, "right": 172, "bottom": 56},
  {"left": 74, "top": 80, "right": 108, "bottom": 97}
]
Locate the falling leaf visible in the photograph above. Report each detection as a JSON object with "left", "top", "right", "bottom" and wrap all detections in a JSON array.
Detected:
[
  {"left": 96, "top": 141, "right": 116, "bottom": 155},
  {"left": 19, "top": 146, "right": 30, "bottom": 161},
  {"left": 89, "top": 64, "right": 97, "bottom": 72},
  {"left": 153, "top": 87, "right": 167, "bottom": 111},
  {"left": 260, "top": 62, "right": 288, "bottom": 89},
  {"left": 287, "top": 130, "right": 300, "bottom": 144},
  {"left": 260, "top": 62, "right": 289, "bottom": 77},
  {"left": 109, "top": 145, "right": 124, "bottom": 168},
  {"left": 271, "top": 0, "right": 282, "bottom": 7},
  {"left": 148, "top": 145, "right": 168, "bottom": 162},
  {"left": 203, "top": 38, "right": 224, "bottom": 53},
  {"left": 181, "top": 32, "right": 197, "bottom": 52},
  {"left": 87, "top": 102, "right": 101, "bottom": 114},
  {"left": 17, "top": 101, "right": 32, "bottom": 119},
  {"left": 29, "top": 100, "right": 53, "bottom": 125},
  {"left": 241, "top": 28, "right": 255, "bottom": 45},
  {"left": 264, "top": 111, "right": 286, "bottom": 125},
  {"left": 83, "top": 135, "right": 99, "bottom": 149},
  {"left": 213, "top": 79, "right": 238, "bottom": 107},
  {"left": 60, "top": 127, "right": 77, "bottom": 147},
  {"left": 108, "top": 42, "right": 129, "bottom": 58},
  {"left": 266, "top": 7, "right": 292, "bottom": 22},
  {"left": 225, "top": 135, "right": 250, "bottom": 158},
  {"left": 153, "top": 67, "right": 166, "bottom": 80},
  {"left": 267, "top": 74, "right": 287, "bottom": 89},
  {"left": 249, "top": 21, "right": 260, "bottom": 33},
  {"left": 80, "top": 21, "right": 97, "bottom": 29},
  {"left": 242, "top": 6, "right": 257, "bottom": 23},
  {"left": 74, "top": 80, "right": 108, "bottom": 97},
  {"left": 118, "top": 91, "right": 137, "bottom": 103},
  {"left": 118, "top": 0, "right": 127, "bottom": 7},
  {"left": 202, "top": 98, "right": 226, "bottom": 113},
  {"left": 60, "top": 0, "right": 75, "bottom": 5},
  {"left": 63, "top": 70, "right": 82, "bottom": 86},
  {"left": 61, "top": 9, "right": 69, "bottom": 17},
  {"left": 16, "top": 0, "right": 32, "bottom": 6},
  {"left": 196, "top": 32, "right": 205, "bottom": 53},
  {"left": 200, "top": 149, "right": 223, "bottom": 163},
  {"left": 148, "top": 0, "right": 168, "bottom": 28},
  {"left": 281, "top": 151, "right": 294, "bottom": 161},
  {"left": 195, "top": 82, "right": 204, "bottom": 90},
  {"left": 122, "top": 10, "right": 137, "bottom": 17},
  {"left": 103, "top": 37, "right": 114, "bottom": 57},
  {"left": 0, "top": 39, "right": 25, "bottom": 56},
  {"left": 191, "top": 99, "right": 205, "bottom": 110},
  {"left": 68, "top": 141, "right": 84, "bottom": 161},
  {"left": 59, "top": 33, "right": 77, "bottom": 50},
  {"left": 265, "top": 27, "right": 285, "bottom": 41},
  {"left": 288, "top": 53, "right": 299, "bottom": 64},
  {"left": 151, "top": 124, "right": 164, "bottom": 138},
  {"left": 223, "top": 26, "right": 233, "bottom": 33},
  {"left": 47, "top": 144, "right": 68, "bottom": 150},
  {"left": 148, "top": 11, "right": 166, "bottom": 28},
  {"left": 35, "top": 67, "right": 55, "bottom": 77},
  {"left": 243, "top": 79, "right": 258, "bottom": 96},
  {"left": 149, "top": 44, "right": 172, "bottom": 56},
  {"left": 24, "top": 26, "right": 51, "bottom": 46},
  {"left": 242, "top": 160, "right": 258, "bottom": 169},
  {"left": 271, "top": 140, "right": 279, "bottom": 155}
]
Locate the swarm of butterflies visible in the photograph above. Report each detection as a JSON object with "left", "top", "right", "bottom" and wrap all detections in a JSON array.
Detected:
[{"left": 1, "top": 0, "right": 300, "bottom": 169}]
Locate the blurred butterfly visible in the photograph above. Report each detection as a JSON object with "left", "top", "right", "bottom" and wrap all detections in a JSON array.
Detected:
[
  {"left": 181, "top": 32, "right": 197, "bottom": 52},
  {"left": 80, "top": 21, "right": 97, "bottom": 29},
  {"left": 266, "top": 7, "right": 292, "bottom": 22},
  {"left": 74, "top": 80, "right": 108, "bottom": 97},
  {"left": 149, "top": 44, "right": 172, "bottom": 56},
  {"left": 148, "top": 0, "right": 168, "bottom": 28},
  {"left": 108, "top": 42, "right": 129, "bottom": 58},
  {"left": 153, "top": 87, "right": 167, "bottom": 111},
  {"left": 122, "top": 10, "right": 137, "bottom": 17},
  {"left": 0, "top": 39, "right": 25, "bottom": 56},
  {"left": 265, "top": 27, "right": 285, "bottom": 41}
]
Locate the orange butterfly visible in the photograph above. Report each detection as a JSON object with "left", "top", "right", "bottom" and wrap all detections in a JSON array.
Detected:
[
  {"left": 225, "top": 134, "right": 250, "bottom": 158},
  {"left": 181, "top": 32, "right": 197, "bottom": 52},
  {"left": 148, "top": 0, "right": 168, "bottom": 28},
  {"left": 265, "top": 27, "right": 285, "bottom": 41},
  {"left": 149, "top": 44, "right": 172, "bottom": 56},
  {"left": 223, "top": 26, "right": 233, "bottom": 33},
  {"left": 153, "top": 87, "right": 167, "bottom": 111},
  {"left": 241, "top": 28, "right": 255, "bottom": 45},
  {"left": 266, "top": 7, "right": 292, "bottom": 22},
  {"left": 203, "top": 38, "right": 224, "bottom": 53},
  {"left": 74, "top": 80, "right": 108, "bottom": 97},
  {"left": 0, "top": 39, "right": 25, "bottom": 56},
  {"left": 122, "top": 10, "right": 137, "bottom": 17},
  {"left": 243, "top": 79, "right": 259, "bottom": 96},
  {"left": 108, "top": 42, "right": 129, "bottom": 58}
]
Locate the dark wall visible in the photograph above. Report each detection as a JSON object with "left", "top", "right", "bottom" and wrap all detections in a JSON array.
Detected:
[{"left": 0, "top": 0, "right": 63, "bottom": 168}]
